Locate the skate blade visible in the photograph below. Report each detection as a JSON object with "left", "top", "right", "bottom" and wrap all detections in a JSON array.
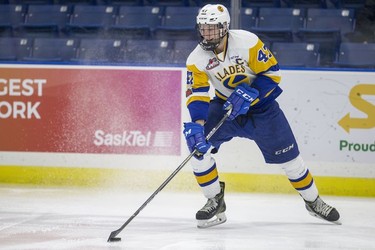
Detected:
[
  {"left": 197, "top": 212, "right": 227, "bottom": 229},
  {"left": 308, "top": 211, "right": 342, "bottom": 225}
]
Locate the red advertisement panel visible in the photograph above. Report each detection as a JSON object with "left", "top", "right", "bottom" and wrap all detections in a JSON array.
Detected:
[{"left": 0, "top": 66, "right": 182, "bottom": 155}]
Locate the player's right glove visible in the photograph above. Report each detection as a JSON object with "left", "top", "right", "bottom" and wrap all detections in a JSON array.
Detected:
[
  {"left": 223, "top": 83, "right": 259, "bottom": 120},
  {"left": 183, "top": 122, "right": 211, "bottom": 160}
]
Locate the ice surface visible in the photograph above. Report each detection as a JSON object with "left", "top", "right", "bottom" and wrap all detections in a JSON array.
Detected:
[{"left": 0, "top": 186, "right": 374, "bottom": 250}]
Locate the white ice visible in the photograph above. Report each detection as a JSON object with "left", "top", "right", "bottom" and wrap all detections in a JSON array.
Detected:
[{"left": 0, "top": 185, "right": 374, "bottom": 250}]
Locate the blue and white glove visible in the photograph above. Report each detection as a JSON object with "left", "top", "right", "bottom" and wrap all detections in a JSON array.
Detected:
[
  {"left": 183, "top": 122, "right": 211, "bottom": 160},
  {"left": 223, "top": 83, "right": 259, "bottom": 120}
]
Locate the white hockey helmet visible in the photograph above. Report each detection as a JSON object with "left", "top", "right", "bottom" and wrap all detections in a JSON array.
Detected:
[{"left": 196, "top": 4, "right": 230, "bottom": 51}]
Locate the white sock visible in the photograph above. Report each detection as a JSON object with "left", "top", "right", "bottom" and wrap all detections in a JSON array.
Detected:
[
  {"left": 279, "top": 155, "right": 318, "bottom": 202},
  {"left": 191, "top": 153, "right": 220, "bottom": 199}
]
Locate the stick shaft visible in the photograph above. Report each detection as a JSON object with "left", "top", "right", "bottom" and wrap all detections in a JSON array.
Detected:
[{"left": 108, "top": 107, "right": 231, "bottom": 241}]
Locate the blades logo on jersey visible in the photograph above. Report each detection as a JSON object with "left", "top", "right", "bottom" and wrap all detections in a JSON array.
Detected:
[
  {"left": 214, "top": 64, "right": 246, "bottom": 81},
  {"left": 221, "top": 74, "right": 250, "bottom": 89}
]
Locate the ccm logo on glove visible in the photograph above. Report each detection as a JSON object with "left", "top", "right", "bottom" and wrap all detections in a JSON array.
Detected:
[
  {"left": 235, "top": 88, "right": 256, "bottom": 102},
  {"left": 223, "top": 83, "right": 259, "bottom": 120}
]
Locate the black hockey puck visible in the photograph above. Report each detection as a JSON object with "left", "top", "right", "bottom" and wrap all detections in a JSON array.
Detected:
[{"left": 108, "top": 237, "right": 121, "bottom": 242}]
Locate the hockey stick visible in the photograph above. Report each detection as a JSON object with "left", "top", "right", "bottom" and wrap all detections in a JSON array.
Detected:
[{"left": 107, "top": 105, "right": 232, "bottom": 242}]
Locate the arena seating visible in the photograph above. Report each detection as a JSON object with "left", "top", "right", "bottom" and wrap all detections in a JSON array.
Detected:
[
  {"left": 251, "top": 7, "right": 305, "bottom": 43},
  {"left": 172, "top": 39, "right": 196, "bottom": 64},
  {"left": 296, "top": 8, "right": 356, "bottom": 65},
  {"left": 0, "top": 4, "right": 25, "bottom": 37},
  {"left": 73, "top": 38, "right": 126, "bottom": 62},
  {"left": 20, "top": 4, "right": 71, "bottom": 37},
  {"left": 65, "top": 5, "right": 116, "bottom": 37},
  {"left": 0, "top": 0, "right": 372, "bottom": 69},
  {"left": 333, "top": 42, "right": 375, "bottom": 68},
  {"left": 0, "top": 37, "right": 32, "bottom": 61},
  {"left": 271, "top": 42, "right": 320, "bottom": 67},
  {"left": 124, "top": 39, "right": 173, "bottom": 64},
  {"left": 108, "top": 6, "right": 163, "bottom": 39},
  {"left": 242, "top": 0, "right": 280, "bottom": 8},
  {"left": 153, "top": 6, "right": 199, "bottom": 40},
  {"left": 282, "top": 0, "right": 327, "bottom": 8},
  {"left": 24, "top": 37, "right": 78, "bottom": 61},
  {"left": 238, "top": 7, "right": 258, "bottom": 31}
]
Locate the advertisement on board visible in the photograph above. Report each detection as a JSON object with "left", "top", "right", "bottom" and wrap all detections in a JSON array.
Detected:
[{"left": 0, "top": 66, "right": 182, "bottom": 155}]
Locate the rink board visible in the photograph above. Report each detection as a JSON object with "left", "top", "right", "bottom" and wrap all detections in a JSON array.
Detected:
[
  {"left": 0, "top": 165, "right": 374, "bottom": 197},
  {"left": 0, "top": 65, "right": 374, "bottom": 196}
]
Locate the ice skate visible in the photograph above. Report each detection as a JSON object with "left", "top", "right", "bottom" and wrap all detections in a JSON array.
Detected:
[
  {"left": 305, "top": 196, "right": 341, "bottom": 225},
  {"left": 196, "top": 181, "right": 227, "bottom": 228}
]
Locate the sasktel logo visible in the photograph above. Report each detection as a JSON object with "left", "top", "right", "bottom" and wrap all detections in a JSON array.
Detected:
[
  {"left": 338, "top": 84, "right": 375, "bottom": 133},
  {"left": 93, "top": 129, "right": 173, "bottom": 147}
]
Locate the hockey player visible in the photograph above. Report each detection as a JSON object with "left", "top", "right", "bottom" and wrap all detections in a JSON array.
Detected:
[{"left": 183, "top": 4, "right": 341, "bottom": 228}]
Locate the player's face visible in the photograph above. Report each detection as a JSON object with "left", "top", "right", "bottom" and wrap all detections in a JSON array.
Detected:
[{"left": 198, "top": 24, "right": 221, "bottom": 42}]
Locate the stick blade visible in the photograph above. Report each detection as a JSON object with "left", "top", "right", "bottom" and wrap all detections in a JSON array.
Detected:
[
  {"left": 108, "top": 237, "right": 121, "bottom": 242},
  {"left": 107, "top": 231, "right": 121, "bottom": 242}
]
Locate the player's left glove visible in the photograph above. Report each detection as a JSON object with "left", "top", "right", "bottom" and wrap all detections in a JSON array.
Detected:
[
  {"left": 223, "top": 83, "right": 259, "bottom": 120},
  {"left": 183, "top": 122, "right": 211, "bottom": 160}
]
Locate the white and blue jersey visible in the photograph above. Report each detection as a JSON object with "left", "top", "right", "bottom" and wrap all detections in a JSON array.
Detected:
[
  {"left": 185, "top": 29, "right": 300, "bottom": 164},
  {"left": 186, "top": 29, "right": 282, "bottom": 122}
]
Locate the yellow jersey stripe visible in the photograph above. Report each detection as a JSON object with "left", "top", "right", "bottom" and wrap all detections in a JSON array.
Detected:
[
  {"left": 248, "top": 39, "right": 278, "bottom": 74},
  {"left": 187, "top": 64, "right": 210, "bottom": 89},
  {"left": 215, "top": 90, "right": 227, "bottom": 100},
  {"left": 264, "top": 73, "right": 281, "bottom": 83},
  {"left": 187, "top": 95, "right": 211, "bottom": 105}
]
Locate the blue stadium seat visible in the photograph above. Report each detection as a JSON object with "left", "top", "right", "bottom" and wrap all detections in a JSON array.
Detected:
[
  {"left": 24, "top": 37, "right": 78, "bottom": 62},
  {"left": 172, "top": 39, "right": 197, "bottom": 64},
  {"left": 20, "top": 5, "right": 71, "bottom": 37},
  {"left": 282, "top": 0, "right": 327, "bottom": 8},
  {"left": 124, "top": 39, "right": 174, "bottom": 64},
  {"left": 252, "top": 8, "right": 305, "bottom": 43},
  {"left": 272, "top": 42, "right": 320, "bottom": 67},
  {"left": 105, "top": 0, "right": 143, "bottom": 5},
  {"left": 73, "top": 38, "right": 126, "bottom": 63},
  {"left": 144, "top": 0, "right": 190, "bottom": 6},
  {"left": 108, "top": 6, "right": 163, "bottom": 39},
  {"left": 242, "top": 0, "right": 281, "bottom": 7},
  {"left": 239, "top": 7, "right": 258, "bottom": 31},
  {"left": 195, "top": 0, "right": 230, "bottom": 7},
  {"left": 0, "top": 37, "right": 32, "bottom": 61},
  {"left": 333, "top": 42, "right": 375, "bottom": 68},
  {"left": 8, "top": 0, "right": 55, "bottom": 4},
  {"left": 297, "top": 32, "right": 339, "bottom": 66},
  {"left": 328, "top": 0, "right": 366, "bottom": 9},
  {"left": 153, "top": 6, "right": 199, "bottom": 40},
  {"left": 297, "top": 8, "right": 356, "bottom": 65},
  {"left": 257, "top": 8, "right": 305, "bottom": 33},
  {"left": 57, "top": 0, "right": 99, "bottom": 5},
  {"left": 0, "top": 4, "right": 25, "bottom": 37},
  {"left": 66, "top": 5, "right": 117, "bottom": 38},
  {"left": 302, "top": 8, "right": 355, "bottom": 36}
]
